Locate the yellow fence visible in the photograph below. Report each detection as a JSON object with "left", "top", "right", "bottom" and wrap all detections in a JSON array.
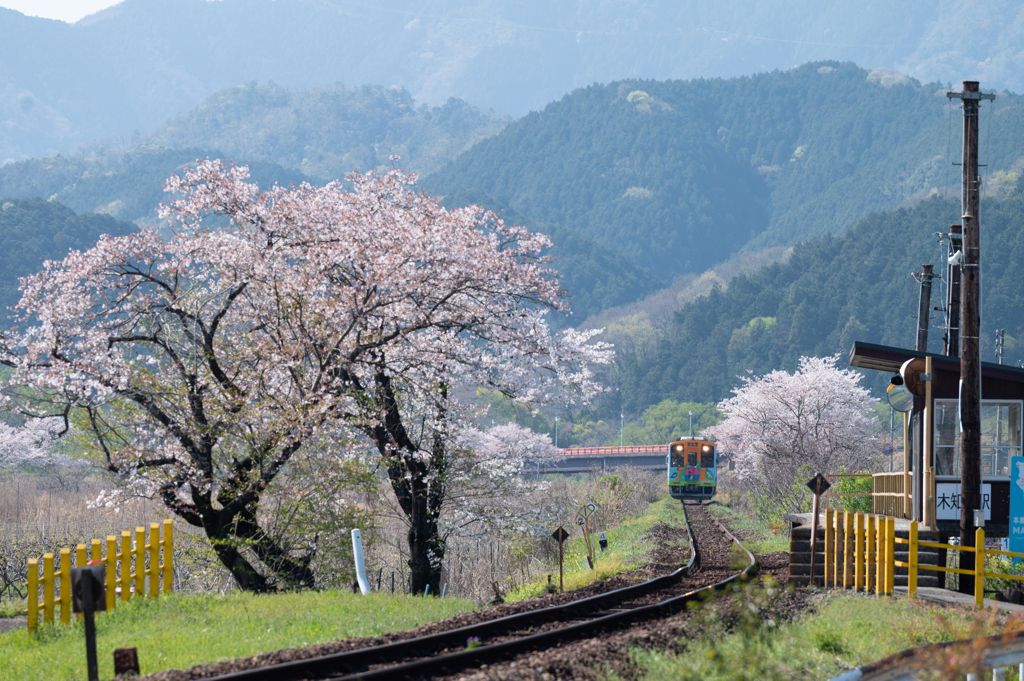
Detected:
[
  {"left": 824, "top": 509, "right": 1024, "bottom": 608},
  {"left": 27, "top": 519, "right": 174, "bottom": 632},
  {"left": 822, "top": 508, "right": 896, "bottom": 594}
]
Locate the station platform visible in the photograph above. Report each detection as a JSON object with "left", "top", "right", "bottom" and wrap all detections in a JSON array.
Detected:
[{"left": 892, "top": 586, "right": 1024, "bottom": 613}]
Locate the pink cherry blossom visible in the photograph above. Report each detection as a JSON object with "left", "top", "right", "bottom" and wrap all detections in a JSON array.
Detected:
[{"left": 0, "top": 160, "right": 612, "bottom": 591}]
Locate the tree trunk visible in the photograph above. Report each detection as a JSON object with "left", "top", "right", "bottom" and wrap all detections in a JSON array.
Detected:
[
  {"left": 370, "top": 368, "right": 448, "bottom": 596},
  {"left": 406, "top": 473, "right": 444, "bottom": 595},
  {"left": 164, "top": 479, "right": 316, "bottom": 592}
]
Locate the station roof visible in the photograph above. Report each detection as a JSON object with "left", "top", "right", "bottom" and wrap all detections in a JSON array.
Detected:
[{"left": 849, "top": 341, "right": 1024, "bottom": 383}]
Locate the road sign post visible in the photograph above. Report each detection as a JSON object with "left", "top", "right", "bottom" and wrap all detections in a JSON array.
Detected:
[
  {"left": 72, "top": 564, "right": 106, "bottom": 681},
  {"left": 805, "top": 473, "right": 832, "bottom": 587},
  {"left": 551, "top": 526, "right": 570, "bottom": 592}
]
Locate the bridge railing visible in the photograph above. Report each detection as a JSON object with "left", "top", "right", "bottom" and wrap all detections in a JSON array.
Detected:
[{"left": 556, "top": 445, "right": 667, "bottom": 457}]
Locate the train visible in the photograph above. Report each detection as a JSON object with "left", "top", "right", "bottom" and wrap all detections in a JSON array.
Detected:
[{"left": 667, "top": 437, "right": 717, "bottom": 501}]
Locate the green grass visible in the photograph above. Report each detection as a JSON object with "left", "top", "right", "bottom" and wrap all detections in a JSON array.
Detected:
[
  {"left": 705, "top": 501, "right": 790, "bottom": 554},
  {"left": 632, "top": 585, "right": 1010, "bottom": 680},
  {"left": 0, "top": 589, "right": 475, "bottom": 681},
  {"left": 507, "top": 498, "right": 689, "bottom": 601},
  {"left": 0, "top": 598, "right": 26, "bottom": 618}
]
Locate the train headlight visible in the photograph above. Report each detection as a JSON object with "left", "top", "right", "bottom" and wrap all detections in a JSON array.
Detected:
[
  {"left": 675, "top": 445, "right": 683, "bottom": 451},
  {"left": 702, "top": 446, "right": 710, "bottom": 452}
]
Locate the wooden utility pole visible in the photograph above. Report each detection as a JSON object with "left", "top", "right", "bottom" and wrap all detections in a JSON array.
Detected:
[
  {"left": 944, "top": 224, "right": 963, "bottom": 356},
  {"left": 915, "top": 264, "right": 935, "bottom": 352},
  {"left": 948, "top": 81, "right": 995, "bottom": 595}
]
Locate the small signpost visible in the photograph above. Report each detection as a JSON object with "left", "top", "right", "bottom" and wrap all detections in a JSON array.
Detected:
[
  {"left": 71, "top": 564, "right": 106, "bottom": 681},
  {"left": 577, "top": 502, "right": 599, "bottom": 567},
  {"left": 551, "top": 526, "right": 570, "bottom": 591},
  {"left": 598, "top": 531, "right": 608, "bottom": 551},
  {"left": 805, "top": 473, "right": 831, "bottom": 587},
  {"left": 883, "top": 445, "right": 894, "bottom": 457}
]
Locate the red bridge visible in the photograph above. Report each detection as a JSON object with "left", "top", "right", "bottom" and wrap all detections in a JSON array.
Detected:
[
  {"left": 540, "top": 445, "right": 668, "bottom": 474},
  {"left": 556, "top": 445, "right": 667, "bottom": 456}
]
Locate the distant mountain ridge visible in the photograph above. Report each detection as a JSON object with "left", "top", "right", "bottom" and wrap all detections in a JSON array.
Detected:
[
  {"left": 425, "top": 63, "right": 1024, "bottom": 281},
  {"left": 6, "top": 0, "right": 1024, "bottom": 163}
]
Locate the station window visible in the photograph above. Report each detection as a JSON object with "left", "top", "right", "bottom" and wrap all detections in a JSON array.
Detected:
[{"left": 934, "top": 400, "right": 1022, "bottom": 477}]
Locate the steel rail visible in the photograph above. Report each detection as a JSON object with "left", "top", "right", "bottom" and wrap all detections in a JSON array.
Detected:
[{"left": 204, "top": 502, "right": 756, "bottom": 681}]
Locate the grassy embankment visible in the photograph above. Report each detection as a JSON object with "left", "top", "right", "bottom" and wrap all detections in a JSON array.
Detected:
[
  {"left": 635, "top": 500, "right": 1023, "bottom": 680},
  {"left": 0, "top": 493, "right": 679, "bottom": 679},
  {"left": 507, "top": 497, "right": 688, "bottom": 601},
  {"left": 0, "top": 589, "right": 474, "bottom": 680}
]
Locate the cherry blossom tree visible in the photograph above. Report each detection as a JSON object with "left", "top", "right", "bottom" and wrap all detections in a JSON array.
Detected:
[
  {"left": 1, "top": 160, "right": 611, "bottom": 592},
  {"left": 0, "top": 419, "right": 75, "bottom": 468},
  {"left": 704, "top": 354, "right": 882, "bottom": 516}
]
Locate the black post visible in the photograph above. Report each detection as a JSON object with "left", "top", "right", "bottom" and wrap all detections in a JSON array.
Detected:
[
  {"left": 948, "top": 81, "right": 995, "bottom": 595},
  {"left": 916, "top": 264, "right": 935, "bottom": 352},
  {"left": 82, "top": 572, "right": 99, "bottom": 681}
]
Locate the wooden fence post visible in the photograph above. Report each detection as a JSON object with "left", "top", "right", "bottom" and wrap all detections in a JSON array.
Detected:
[
  {"left": 908, "top": 520, "right": 918, "bottom": 599},
  {"left": 875, "top": 515, "right": 884, "bottom": 595},
  {"left": 134, "top": 527, "right": 145, "bottom": 598},
  {"left": 59, "top": 548, "right": 71, "bottom": 625},
  {"left": 162, "top": 520, "right": 174, "bottom": 593},
  {"left": 866, "top": 514, "right": 875, "bottom": 590},
  {"left": 824, "top": 509, "right": 833, "bottom": 586},
  {"left": 975, "top": 527, "right": 986, "bottom": 608},
  {"left": 148, "top": 523, "right": 159, "bottom": 597},
  {"left": 843, "top": 511, "right": 853, "bottom": 588},
  {"left": 105, "top": 536, "right": 117, "bottom": 612},
  {"left": 855, "top": 512, "right": 864, "bottom": 590},
  {"left": 42, "top": 553, "right": 54, "bottom": 625},
  {"left": 886, "top": 516, "right": 895, "bottom": 595},
  {"left": 120, "top": 531, "right": 131, "bottom": 601},
  {"left": 27, "top": 559, "right": 38, "bottom": 632}
]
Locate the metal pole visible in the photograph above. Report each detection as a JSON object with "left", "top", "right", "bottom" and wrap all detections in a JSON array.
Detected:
[
  {"left": 945, "top": 224, "right": 963, "bottom": 356},
  {"left": 948, "top": 80, "right": 995, "bottom": 595},
  {"left": 555, "top": 416, "right": 558, "bottom": 448},
  {"left": 620, "top": 413, "right": 624, "bottom": 447},
  {"left": 82, "top": 572, "right": 99, "bottom": 681},
  {"left": 689, "top": 410, "right": 693, "bottom": 437}
]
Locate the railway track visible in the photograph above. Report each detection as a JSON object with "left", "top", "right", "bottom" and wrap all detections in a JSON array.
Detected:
[{"left": 198, "top": 502, "right": 756, "bottom": 681}]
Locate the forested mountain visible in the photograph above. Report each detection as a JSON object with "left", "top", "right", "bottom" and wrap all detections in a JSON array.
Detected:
[
  {"left": 146, "top": 83, "right": 507, "bottom": 181},
  {"left": 0, "top": 198, "right": 137, "bottom": 325},
  {"left": 0, "top": 147, "right": 309, "bottom": 223},
  {"left": 611, "top": 179, "right": 1024, "bottom": 415},
  {"left": 426, "top": 63, "right": 1024, "bottom": 282},
  {"left": 439, "top": 189, "right": 662, "bottom": 322},
  {"left": 7, "top": 0, "right": 1024, "bottom": 163}
]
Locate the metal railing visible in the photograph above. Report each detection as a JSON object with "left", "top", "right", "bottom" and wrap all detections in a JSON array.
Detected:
[{"left": 556, "top": 445, "right": 667, "bottom": 456}]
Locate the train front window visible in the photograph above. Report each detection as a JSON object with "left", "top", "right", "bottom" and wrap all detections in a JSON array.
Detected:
[
  {"left": 687, "top": 452, "right": 698, "bottom": 466},
  {"left": 700, "top": 445, "right": 715, "bottom": 468},
  {"left": 670, "top": 444, "right": 686, "bottom": 467}
]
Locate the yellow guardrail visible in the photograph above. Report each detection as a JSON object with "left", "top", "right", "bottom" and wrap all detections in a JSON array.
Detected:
[
  {"left": 823, "top": 508, "right": 1024, "bottom": 607},
  {"left": 26, "top": 519, "right": 173, "bottom": 632}
]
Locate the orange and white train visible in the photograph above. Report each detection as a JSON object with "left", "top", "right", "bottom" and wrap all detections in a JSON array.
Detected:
[{"left": 667, "top": 437, "right": 717, "bottom": 502}]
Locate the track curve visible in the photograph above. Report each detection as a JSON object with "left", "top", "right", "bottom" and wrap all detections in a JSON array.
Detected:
[{"left": 195, "top": 501, "right": 756, "bottom": 681}]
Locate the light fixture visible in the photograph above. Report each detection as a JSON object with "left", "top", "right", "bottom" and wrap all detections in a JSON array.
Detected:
[{"left": 948, "top": 249, "right": 964, "bottom": 266}]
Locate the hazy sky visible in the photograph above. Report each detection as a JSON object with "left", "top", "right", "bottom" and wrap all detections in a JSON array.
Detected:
[{"left": 0, "top": 0, "right": 122, "bottom": 23}]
